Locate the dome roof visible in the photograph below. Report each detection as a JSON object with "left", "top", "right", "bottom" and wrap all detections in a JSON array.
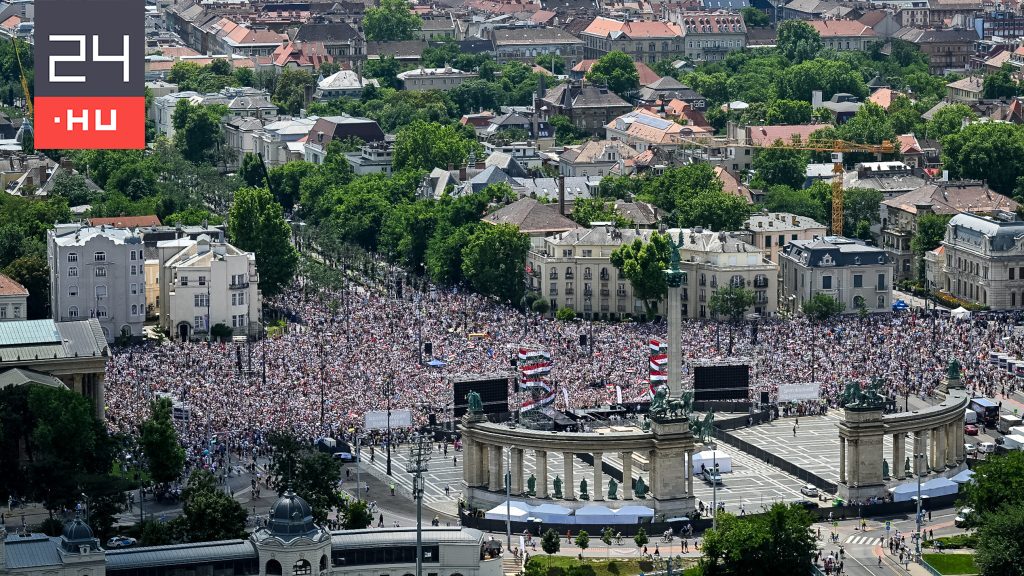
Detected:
[
  {"left": 60, "top": 517, "right": 98, "bottom": 553},
  {"left": 267, "top": 491, "right": 318, "bottom": 539}
]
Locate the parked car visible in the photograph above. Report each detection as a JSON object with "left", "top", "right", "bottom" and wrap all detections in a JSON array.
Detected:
[
  {"left": 702, "top": 468, "right": 723, "bottom": 485},
  {"left": 979, "top": 442, "right": 996, "bottom": 453},
  {"left": 964, "top": 424, "right": 979, "bottom": 436},
  {"left": 954, "top": 507, "right": 974, "bottom": 527},
  {"left": 800, "top": 484, "right": 818, "bottom": 497},
  {"left": 106, "top": 536, "right": 137, "bottom": 549},
  {"left": 964, "top": 443, "right": 977, "bottom": 455},
  {"left": 793, "top": 499, "right": 820, "bottom": 510}
]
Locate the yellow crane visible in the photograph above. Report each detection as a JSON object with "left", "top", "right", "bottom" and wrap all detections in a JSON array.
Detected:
[
  {"left": 10, "top": 37, "right": 32, "bottom": 141},
  {"left": 754, "top": 138, "right": 896, "bottom": 236}
]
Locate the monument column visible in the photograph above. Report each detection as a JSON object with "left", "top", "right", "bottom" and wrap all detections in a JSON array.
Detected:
[
  {"left": 563, "top": 452, "right": 575, "bottom": 499},
  {"left": 931, "top": 428, "right": 943, "bottom": 471},
  {"left": 686, "top": 450, "right": 694, "bottom": 496},
  {"left": 839, "top": 436, "right": 847, "bottom": 484},
  {"left": 593, "top": 452, "right": 604, "bottom": 501},
  {"left": 462, "top": 437, "right": 476, "bottom": 485},
  {"left": 511, "top": 448, "right": 524, "bottom": 494},
  {"left": 621, "top": 451, "right": 633, "bottom": 500},
  {"left": 489, "top": 445, "right": 505, "bottom": 491},
  {"left": 944, "top": 422, "right": 955, "bottom": 467},
  {"left": 894, "top": 433, "right": 905, "bottom": 480},
  {"left": 664, "top": 241, "right": 684, "bottom": 397},
  {"left": 536, "top": 450, "right": 549, "bottom": 498}
]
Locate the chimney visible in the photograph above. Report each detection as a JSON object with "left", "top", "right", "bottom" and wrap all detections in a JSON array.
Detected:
[
  {"left": 558, "top": 175, "right": 566, "bottom": 215},
  {"left": 812, "top": 90, "right": 823, "bottom": 108},
  {"left": 459, "top": 164, "right": 467, "bottom": 180}
]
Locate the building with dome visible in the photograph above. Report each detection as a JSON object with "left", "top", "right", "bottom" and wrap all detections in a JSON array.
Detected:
[{"left": 1, "top": 493, "right": 501, "bottom": 576}]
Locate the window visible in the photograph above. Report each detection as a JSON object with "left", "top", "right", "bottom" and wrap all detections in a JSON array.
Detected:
[
  {"left": 67, "top": 252, "right": 78, "bottom": 263},
  {"left": 765, "top": 236, "right": 771, "bottom": 248},
  {"left": 267, "top": 561, "right": 282, "bottom": 576},
  {"left": 95, "top": 267, "right": 106, "bottom": 277},
  {"left": 69, "top": 285, "right": 78, "bottom": 296},
  {"left": 199, "top": 275, "right": 207, "bottom": 286},
  {"left": 131, "top": 251, "right": 137, "bottom": 261},
  {"left": 194, "top": 293, "right": 209, "bottom": 307},
  {"left": 194, "top": 315, "right": 206, "bottom": 330},
  {"left": 131, "top": 304, "right": 138, "bottom": 315},
  {"left": 1013, "top": 268, "right": 1017, "bottom": 281},
  {"left": 877, "top": 273, "right": 886, "bottom": 290},
  {"left": 877, "top": 295, "right": 885, "bottom": 308},
  {"left": 96, "top": 306, "right": 107, "bottom": 318},
  {"left": 68, "top": 306, "right": 79, "bottom": 318},
  {"left": 94, "top": 252, "right": 106, "bottom": 262},
  {"left": 853, "top": 274, "right": 863, "bottom": 288},
  {"left": 293, "top": 560, "right": 312, "bottom": 576},
  {"left": 778, "top": 235, "right": 784, "bottom": 247},
  {"left": 96, "top": 285, "right": 107, "bottom": 299},
  {"left": 238, "top": 291, "right": 245, "bottom": 305},
  {"left": 0, "top": 306, "right": 5, "bottom": 318},
  {"left": 131, "top": 283, "right": 138, "bottom": 295},
  {"left": 822, "top": 275, "right": 832, "bottom": 289},
  {"left": 68, "top": 266, "right": 78, "bottom": 277},
  {"left": 180, "top": 276, "right": 189, "bottom": 286}
]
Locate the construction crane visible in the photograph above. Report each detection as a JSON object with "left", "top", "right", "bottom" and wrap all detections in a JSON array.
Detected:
[
  {"left": 10, "top": 37, "right": 32, "bottom": 143},
  {"left": 753, "top": 138, "right": 896, "bottom": 236}
]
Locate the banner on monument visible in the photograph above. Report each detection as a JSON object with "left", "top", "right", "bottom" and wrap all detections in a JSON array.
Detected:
[
  {"left": 364, "top": 409, "right": 413, "bottom": 430},
  {"left": 777, "top": 383, "right": 821, "bottom": 403}
]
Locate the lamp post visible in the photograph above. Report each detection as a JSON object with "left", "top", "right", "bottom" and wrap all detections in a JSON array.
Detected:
[
  {"left": 584, "top": 291, "right": 594, "bottom": 356},
  {"left": 382, "top": 378, "right": 395, "bottom": 476},
  {"left": 505, "top": 447, "right": 512, "bottom": 551},
  {"left": 915, "top": 452, "right": 925, "bottom": 563},
  {"left": 407, "top": 435, "right": 432, "bottom": 576},
  {"left": 711, "top": 442, "right": 719, "bottom": 530}
]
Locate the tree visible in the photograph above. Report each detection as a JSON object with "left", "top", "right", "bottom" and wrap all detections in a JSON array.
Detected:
[
  {"left": 555, "top": 307, "right": 576, "bottom": 321},
  {"left": 461, "top": 224, "right": 530, "bottom": 303},
  {"left": 3, "top": 255, "right": 50, "bottom": 319},
  {"left": 777, "top": 21, "right": 821, "bottom": 64},
  {"left": 699, "top": 503, "right": 816, "bottom": 576},
  {"left": 164, "top": 208, "right": 224, "bottom": 227},
  {"left": 677, "top": 191, "right": 751, "bottom": 231},
  {"left": 762, "top": 185, "right": 826, "bottom": 223},
  {"left": 393, "top": 120, "right": 482, "bottom": 172},
  {"left": 752, "top": 140, "right": 810, "bottom": 189},
  {"left": 910, "top": 213, "right": 952, "bottom": 282},
  {"left": 268, "top": 161, "right": 318, "bottom": 212},
  {"left": 542, "top": 528, "right": 561, "bottom": 554},
  {"left": 172, "top": 100, "right": 227, "bottom": 164},
  {"left": 267, "top": 431, "right": 304, "bottom": 490},
  {"left": 634, "top": 527, "right": 649, "bottom": 549},
  {"left": 274, "top": 69, "right": 315, "bottom": 115},
  {"left": 228, "top": 186, "right": 299, "bottom": 297},
  {"left": 139, "top": 397, "right": 185, "bottom": 485},
  {"left": 535, "top": 54, "right": 565, "bottom": 74},
  {"left": 984, "top": 65, "right": 1019, "bottom": 100},
  {"left": 641, "top": 163, "right": 723, "bottom": 214},
  {"left": 842, "top": 187, "right": 883, "bottom": 238},
  {"left": 610, "top": 232, "right": 671, "bottom": 319},
  {"left": 961, "top": 451, "right": 1024, "bottom": 520},
  {"left": 240, "top": 152, "right": 265, "bottom": 187},
  {"left": 364, "top": 56, "right": 403, "bottom": 89},
  {"left": 571, "top": 198, "right": 628, "bottom": 227},
  {"left": 363, "top": 0, "right": 422, "bottom": 41},
  {"left": 601, "top": 526, "right": 614, "bottom": 557},
  {"left": 48, "top": 172, "right": 95, "bottom": 206},
  {"left": 801, "top": 293, "right": 845, "bottom": 321},
  {"left": 709, "top": 285, "right": 756, "bottom": 354},
  {"left": 763, "top": 99, "right": 813, "bottom": 125},
  {"left": 926, "top": 103, "right": 976, "bottom": 140},
  {"left": 550, "top": 114, "right": 587, "bottom": 146},
  {"left": 178, "top": 470, "right": 247, "bottom": 542},
  {"left": 975, "top": 504, "right": 1024, "bottom": 576},
  {"left": 741, "top": 7, "right": 769, "bottom": 27},
  {"left": 342, "top": 499, "right": 374, "bottom": 529},
  {"left": 531, "top": 298, "right": 550, "bottom": 315},
  {"left": 586, "top": 51, "right": 640, "bottom": 97},
  {"left": 575, "top": 530, "right": 590, "bottom": 552},
  {"left": 942, "top": 122, "right": 1024, "bottom": 195},
  {"left": 449, "top": 80, "right": 502, "bottom": 115},
  {"left": 838, "top": 102, "right": 896, "bottom": 146},
  {"left": 777, "top": 58, "right": 867, "bottom": 101},
  {"left": 294, "top": 450, "right": 344, "bottom": 523}
]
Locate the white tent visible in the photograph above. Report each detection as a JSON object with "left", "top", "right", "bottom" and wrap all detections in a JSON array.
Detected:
[
  {"left": 951, "top": 469, "right": 975, "bottom": 484},
  {"left": 951, "top": 307, "right": 972, "bottom": 320},
  {"left": 615, "top": 505, "right": 655, "bottom": 524},
  {"left": 921, "top": 477, "right": 959, "bottom": 498},
  {"left": 889, "top": 481, "right": 919, "bottom": 502},
  {"left": 485, "top": 503, "right": 531, "bottom": 521},
  {"left": 691, "top": 449, "right": 732, "bottom": 475},
  {"left": 531, "top": 503, "right": 574, "bottom": 524},
  {"left": 575, "top": 505, "right": 619, "bottom": 525}
]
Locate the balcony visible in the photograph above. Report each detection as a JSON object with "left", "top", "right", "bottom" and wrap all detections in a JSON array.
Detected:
[
  {"left": 617, "top": 290, "right": 627, "bottom": 297},
  {"left": 565, "top": 288, "right": 574, "bottom": 295},
  {"left": 600, "top": 288, "right": 610, "bottom": 297},
  {"left": 753, "top": 279, "right": 769, "bottom": 289},
  {"left": 231, "top": 281, "right": 250, "bottom": 289}
]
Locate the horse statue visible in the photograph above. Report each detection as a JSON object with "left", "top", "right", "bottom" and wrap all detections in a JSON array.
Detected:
[
  {"left": 467, "top": 390, "right": 484, "bottom": 414},
  {"left": 840, "top": 381, "right": 863, "bottom": 408}
]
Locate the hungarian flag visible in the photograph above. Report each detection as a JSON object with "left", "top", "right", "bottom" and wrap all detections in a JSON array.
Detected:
[
  {"left": 650, "top": 354, "right": 668, "bottom": 371},
  {"left": 519, "top": 348, "right": 552, "bottom": 362},
  {"left": 650, "top": 339, "right": 667, "bottom": 354},
  {"left": 521, "top": 362, "right": 552, "bottom": 377},
  {"left": 650, "top": 370, "right": 667, "bottom": 382}
]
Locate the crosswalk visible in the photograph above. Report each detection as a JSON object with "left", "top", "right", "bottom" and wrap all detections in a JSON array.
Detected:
[{"left": 844, "top": 535, "right": 883, "bottom": 546}]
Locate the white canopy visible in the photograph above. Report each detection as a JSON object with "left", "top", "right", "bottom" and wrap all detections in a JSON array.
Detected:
[
  {"left": 575, "top": 505, "right": 619, "bottom": 525},
  {"left": 889, "top": 481, "right": 919, "bottom": 502},
  {"left": 951, "top": 469, "right": 975, "bottom": 484},
  {"left": 691, "top": 449, "right": 732, "bottom": 475},
  {"left": 920, "top": 477, "right": 959, "bottom": 498},
  {"left": 614, "top": 505, "right": 655, "bottom": 524},
  {"left": 531, "top": 503, "right": 574, "bottom": 524},
  {"left": 485, "top": 503, "right": 530, "bottom": 521},
  {"left": 951, "top": 307, "right": 972, "bottom": 320}
]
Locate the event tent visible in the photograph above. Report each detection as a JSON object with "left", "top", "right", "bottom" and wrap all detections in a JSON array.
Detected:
[
  {"left": 485, "top": 503, "right": 530, "bottom": 521},
  {"left": 691, "top": 449, "right": 732, "bottom": 475},
  {"left": 531, "top": 503, "right": 574, "bottom": 524},
  {"left": 951, "top": 469, "right": 975, "bottom": 484},
  {"left": 889, "top": 482, "right": 919, "bottom": 502},
  {"left": 951, "top": 307, "right": 971, "bottom": 320},
  {"left": 614, "top": 505, "right": 655, "bottom": 524},
  {"left": 920, "top": 477, "right": 959, "bottom": 498},
  {"left": 575, "top": 505, "right": 619, "bottom": 525}
]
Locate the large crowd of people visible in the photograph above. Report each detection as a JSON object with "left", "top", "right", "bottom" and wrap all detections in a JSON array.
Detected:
[{"left": 104, "top": 270, "right": 1024, "bottom": 461}]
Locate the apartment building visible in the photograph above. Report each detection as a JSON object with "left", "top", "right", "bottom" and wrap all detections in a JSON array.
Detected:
[
  {"left": 740, "top": 212, "right": 827, "bottom": 264},
  {"left": 579, "top": 17, "right": 682, "bottom": 62},
  {"left": 780, "top": 237, "right": 894, "bottom": 315},
  {"left": 939, "top": 212, "right": 1024, "bottom": 309},
  {"left": 47, "top": 224, "right": 147, "bottom": 342}
]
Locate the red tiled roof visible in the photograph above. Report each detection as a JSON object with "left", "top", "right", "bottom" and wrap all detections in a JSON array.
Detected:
[
  {"left": 807, "top": 19, "right": 876, "bottom": 37},
  {"left": 87, "top": 215, "right": 162, "bottom": 228},
  {"left": 0, "top": 273, "right": 28, "bottom": 297},
  {"left": 747, "top": 124, "right": 829, "bottom": 146},
  {"left": 898, "top": 133, "right": 922, "bottom": 155},
  {"left": 1, "top": 15, "right": 21, "bottom": 30},
  {"left": 583, "top": 16, "right": 680, "bottom": 38}
]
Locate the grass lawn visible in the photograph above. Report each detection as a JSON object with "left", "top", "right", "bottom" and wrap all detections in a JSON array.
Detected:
[
  {"left": 922, "top": 553, "right": 979, "bottom": 575},
  {"left": 527, "top": 555, "right": 699, "bottom": 576}
]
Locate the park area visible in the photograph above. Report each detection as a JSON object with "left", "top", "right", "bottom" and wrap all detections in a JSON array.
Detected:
[
  {"left": 922, "top": 553, "right": 979, "bottom": 575},
  {"left": 525, "top": 555, "right": 699, "bottom": 576}
]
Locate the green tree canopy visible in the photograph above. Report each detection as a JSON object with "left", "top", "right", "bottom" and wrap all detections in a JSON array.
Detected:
[
  {"left": 777, "top": 58, "right": 867, "bottom": 101},
  {"left": 699, "top": 503, "right": 816, "bottom": 576},
  {"left": 762, "top": 185, "right": 827, "bottom": 223},
  {"left": 461, "top": 224, "right": 530, "bottom": 303},
  {"left": 363, "top": 0, "right": 422, "bottom": 41},
  {"left": 228, "top": 186, "right": 299, "bottom": 297},
  {"left": 541, "top": 528, "right": 561, "bottom": 554},
  {"left": 3, "top": 255, "right": 50, "bottom": 319},
  {"left": 983, "top": 65, "right": 1019, "bottom": 100},
  {"left": 570, "top": 198, "right": 628, "bottom": 227},
  {"left": 273, "top": 69, "right": 315, "bottom": 115},
  {"left": 841, "top": 187, "right": 883, "bottom": 238},
  {"left": 752, "top": 140, "right": 810, "bottom": 189},
  {"left": 741, "top": 7, "right": 770, "bottom": 27},
  {"left": 393, "top": 120, "right": 482, "bottom": 172},
  {"left": 975, "top": 504, "right": 1024, "bottom": 576},
  {"left": 838, "top": 102, "right": 896, "bottom": 145},
  {"left": 910, "top": 213, "right": 952, "bottom": 281},
  {"left": 140, "top": 397, "right": 185, "bottom": 485},
  {"left": 586, "top": 51, "right": 640, "bottom": 97},
  {"left": 942, "top": 121, "right": 1024, "bottom": 195},
  {"left": 961, "top": 451, "right": 1024, "bottom": 520},
  {"left": 178, "top": 470, "right": 248, "bottom": 542},
  {"left": 802, "top": 293, "right": 845, "bottom": 321},
  {"left": 172, "top": 100, "right": 228, "bottom": 164},
  {"left": 777, "top": 21, "right": 821, "bottom": 64},
  {"left": 926, "top": 103, "right": 976, "bottom": 140},
  {"left": 610, "top": 232, "right": 671, "bottom": 319}
]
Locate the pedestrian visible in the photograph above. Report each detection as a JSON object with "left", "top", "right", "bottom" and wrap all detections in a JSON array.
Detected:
[
  {"left": 453, "top": 456, "right": 457, "bottom": 466},
  {"left": 445, "top": 484, "right": 450, "bottom": 496},
  {"left": 793, "top": 424, "right": 797, "bottom": 436},
  {"left": 378, "top": 513, "right": 384, "bottom": 527},
  {"left": 927, "top": 510, "right": 932, "bottom": 521},
  {"left": 390, "top": 483, "right": 395, "bottom": 496}
]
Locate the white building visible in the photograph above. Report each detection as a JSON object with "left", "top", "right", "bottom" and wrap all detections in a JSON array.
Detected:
[
  {"left": 156, "top": 235, "right": 261, "bottom": 341},
  {"left": 47, "top": 224, "right": 147, "bottom": 342},
  {"left": 740, "top": 212, "right": 828, "bottom": 264},
  {"left": 314, "top": 70, "right": 380, "bottom": 100},
  {"left": 780, "top": 236, "right": 894, "bottom": 315},
  {"left": 0, "top": 272, "right": 28, "bottom": 321},
  {"left": 938, "top": 212, "right": 1024, "bottom": 309},
  {"left": 397, "top": 66, "right": 478, "bottom": 91}
]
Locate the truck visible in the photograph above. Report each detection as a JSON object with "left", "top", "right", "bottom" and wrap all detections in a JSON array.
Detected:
[
  {"left": 970, "top": 397, "right": 1000, "bottom": 426},
  {"left": 1009, "top": 426, "right": 1024, "bottom": 437},
  {"left": 1002, "top": 434, "right": 1024, "bottom": 451},
  {"left": 964, "top": 408, "right": 978, "bottom": 424},
  {"left": 998, "top": 414, "right": 1023, "bottom": 434}
]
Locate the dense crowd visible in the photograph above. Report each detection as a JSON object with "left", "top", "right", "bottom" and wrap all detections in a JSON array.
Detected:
[{"left": 104, "top": 273, "right": 1024, "bottom": 458}]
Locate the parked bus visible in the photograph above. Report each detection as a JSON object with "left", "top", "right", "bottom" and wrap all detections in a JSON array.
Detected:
[{"left": 970, "top": 397, "right": 999, "bottom": 426}]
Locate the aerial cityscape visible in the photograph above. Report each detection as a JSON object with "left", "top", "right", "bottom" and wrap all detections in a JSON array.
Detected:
[{"left": 2, "top": 1, "right": 1024, "bottom": 575}]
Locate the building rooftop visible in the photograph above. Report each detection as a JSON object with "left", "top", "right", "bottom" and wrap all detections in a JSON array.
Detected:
[
  {"left": 745, "top": 212, "right": 826, "bottom": 232},
  {"left": 51, "top": 224, "right": 144, "bottom": 247},
  {"left": 87, "top": 215, "right": 162, "bottom": 228},
  {"left": 0, "top": 272, "right": 28, "bottom": 297},
  {"left": 0, "top": 319, "right": 107, "bottom": 364},
  {"left": 883, "top": 182, "right": 1017, "bottom": 216},
  {"left": 783, "top": 236, "right": 891, "bottom": 267}
]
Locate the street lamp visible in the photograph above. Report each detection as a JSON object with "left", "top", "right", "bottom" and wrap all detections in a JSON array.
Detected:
[
  {"left": 914, "top": 452, "right": 926, "bottom": 563},
  {"left": 710, "top": 442, "right": 719, "bottom": 530},
  {"left": 382, "top": 378, "right": 396, "bottom": 476},
  {"left": 407, "top": 435, "right": 432, "bottom": 576},
  {"left": 584, "top": 291, "right": 594, "bottom": 356},
  {"left": 505, "top": 447, "right": 512, "bottom": 551}
]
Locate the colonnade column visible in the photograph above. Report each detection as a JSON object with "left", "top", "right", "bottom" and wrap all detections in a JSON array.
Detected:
[
  {"left": 563, "top": 452, "right": 575, "bottom": 500},
  {"left": 686, "top": 449, "right": 694, "bottom": 496},
  {"left": 511, "top": 448, "right": 524, "bottom": 495},
  {"left": 593, "top": 452, "right": 604, "bottom": 501},
  {"left": 536, "top": 450, "right": 548, "bottom": 498},
  {"left": 932, "top": 427, "right": 946, "bottom": 472},
  {"left": 946, "top": 422, "right": 957, "bottom": 468},
  {"left": 488, "top": 445, "right": 505, "bottom": 491},
  {"left": 894, "top": 433, "right": 905, "bottom": 480},
  {"left": 839, "top": 437, "right": 847, "bottom": 484},
  {"left": 463, "top": 437, "right": 477, "bottom": 485},
  {"left": 621, "top": 451, "right": 633, "bottom": 500}
]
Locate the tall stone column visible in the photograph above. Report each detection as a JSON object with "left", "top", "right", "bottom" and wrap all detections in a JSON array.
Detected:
[
  {"left": 945, "top": 422, "right": 956, "bottom": 467},
  {"left": 686, "top": 450, "right": 694, "bottom": 496},
  {"left": 563, "top": 452, "right": 575, "bottom": 500},
  {"left": 848, "top": 439, "right": 859, "bottom": 485},
  {"left": 511, "top": 448, "right": 524, "bottom": 494},
  {"left": 489, "top": 445, "right": 505, "bottom": 491},
  {"left": 894, "top": 433, "right": 905, "bottom": 480},
  {"left": 593, "top": 452, "right": 604, "bottom": 501},
  {"left": 930, "top": 428, "right": 942, "bottom": 471},
  {"left": 536, "top": 450, "right": 549, "bottom": 498},
  {"left": 839, "top": 437, "right": 847, "bottom": 484},
  {"left": 665, "top": 253, "right": 684, "bottom": 397},
  {"left": 462, "top": 437, "right": 476, "bottom": 485},
  {"left": 621, "top": 451, "right": 633, "bottom": 500}
]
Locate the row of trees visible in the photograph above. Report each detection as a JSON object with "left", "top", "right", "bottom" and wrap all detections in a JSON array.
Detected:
[{"left": 960, "top": 451, "right": 1024, "bottom": 576}]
